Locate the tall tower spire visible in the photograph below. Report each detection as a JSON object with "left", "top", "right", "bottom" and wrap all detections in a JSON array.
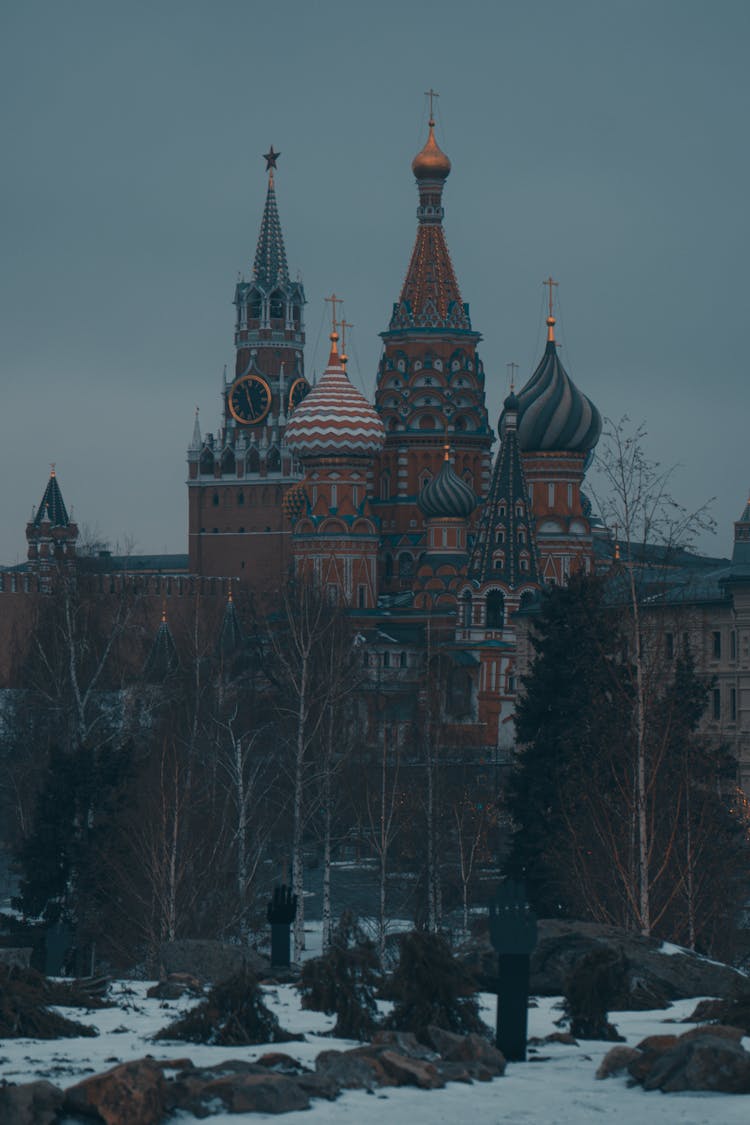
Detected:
[
  {"left": 252, "top": 147, "right": 289, "bottom": 288},
  {"left": 188, "top": 149, "right": 309, "bottom": 597},
  {"left": 373, "top": 104, "right": 492, "bottom": 594}
]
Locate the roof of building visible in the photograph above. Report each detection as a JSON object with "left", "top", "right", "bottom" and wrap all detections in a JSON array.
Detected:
[
  {"left": 386, "top": 120, "right": 472, "bottom": 334},
  {"left": 468, "top": 396, "right": 541, "bottom": 588},
  {"left": 32, "top": 471, "right": 70, "bottom": 528},
  {"left": 284, "top": 333, "right": 385, "bottom": 459},
  {"left": 251, "top": 164, "right": 289, "bottom": 290},
  {"left": 506, "top": 320, "right": 601, "bottom": 454},
  {"left": 418, "top": 447, "right": 477, "bottom": 520}
]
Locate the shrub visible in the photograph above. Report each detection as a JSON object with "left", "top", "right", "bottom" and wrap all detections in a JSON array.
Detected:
[
  {"left": 385, "top": 931, "right": 485, "bottom": 1042},
  {"left": 299, "top": 913, "right": 381, "bottom": 1040}
]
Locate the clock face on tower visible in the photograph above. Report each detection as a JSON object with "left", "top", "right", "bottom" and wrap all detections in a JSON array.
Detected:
[
  {"left": 288, "top": 377, "right": 310, "bottom": 414},
  {"left": 228, "top": 375, "right": 272, "bottom": 425}
]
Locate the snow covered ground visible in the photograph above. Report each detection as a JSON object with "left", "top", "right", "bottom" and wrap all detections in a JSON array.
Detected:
[{"left": 1, "top": 981, "right": 749, "bottom": 1123}]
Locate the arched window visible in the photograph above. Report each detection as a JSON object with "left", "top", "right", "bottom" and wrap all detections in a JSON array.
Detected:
[
  {"left": 399, "top": 652, "right": 407, "bottom": 668},
  {"left": 399, "top": 552, "right": 414, "bottom": 579},
  {"left": 380, "top": 473, "right": 391, "bottom": 500},
  {"left": 461, "top": 590, "right": 472, "bottom": 627},
  {"left": 200, "top": 448, "right": 215, "bottom": 475},
  {"left": 269, "top": 290, "right": 284, "bottom": 319},
  {"left": 237, "top": 491, "right": 245, "bottom": 506},
  {"left": 519, "top": 590, "right": 535, "bottom": 610},
  {"left": 246, "top": 447, "right": 260, "bottom": 474},
  {"left": 249, "top": 292, "right": 262, "bottom": 319},
  {"left": 495, "top": 529, "right": 505, "bottom": 545},
  {"left": 212, "top": 493, "right": 220, "bottom": 508},
  {"left": 486, "top": 590, "right": 505, "bottom": 629},
  {"left": 221, "top": 448, "right": 236, "bottom": 475},
  {"left": 267, "top": 447, "right": 281, "bottom": 473}
]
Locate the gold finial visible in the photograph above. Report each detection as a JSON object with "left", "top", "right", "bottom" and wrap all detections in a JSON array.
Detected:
[
  {"left": 49, "top": 462, "right": 56, "bottom": 478},
  {"left": 614, "top": 542, "right": 620, "bottom": 562},
  {"left": 424, "top": 87, "right": 439, "bottom": 126},
  {"left": 228, "top": 585, "right": 233, "bottom": 604},
  {"left": 443, "top": 442, "right": 451, "bottom": 462},
  {"left": 161, "top": 597, "right": 167, "bottom": 624},
  {"left": 544, "top": 276, "right": 558, "bottom": 342},
  {"left": 507, "top": 361, "right": 518, "bottom": 392}
]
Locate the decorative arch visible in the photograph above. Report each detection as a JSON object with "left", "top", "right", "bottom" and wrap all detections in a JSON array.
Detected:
[
  {"left": 246, "top": 447, "right": 260, "bottom": 474},
  {"left": 266, "top": 447, "right": 281, "bottom": 473},
  {"left": 200, "top": 447, "right": 215, "bottom": 475},
  {"left": 220, "top": 448, "right": 236, "bottom": 475},
  {"left": 269, "top": 290, "right": 285, "bottom": 319}
]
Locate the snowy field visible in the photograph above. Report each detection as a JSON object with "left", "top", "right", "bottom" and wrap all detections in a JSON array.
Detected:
[{"left": 1, "top": 980, "right": 749, "bottom": 1124}]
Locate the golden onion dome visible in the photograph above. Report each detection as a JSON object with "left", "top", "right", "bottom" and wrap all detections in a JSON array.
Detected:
[{"left": 411, "top": 120, "right": 451, "bottom": 181}]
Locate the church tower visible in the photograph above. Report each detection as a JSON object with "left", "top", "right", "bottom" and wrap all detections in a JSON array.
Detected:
[
  {"left": 506, "top": 285, "right": 601, "bottom": 584},
  {"left": 373, "top": 104, "right": 493, "bottom": 593},
  {"left": 285, "top": 321, "right": 385, "bottom": 609},
  {"left": 188, "top": 149, "right": 310, "bottom": 594},
  {"left": 26, "top": 468, "right": 78, "bottom": 592}
]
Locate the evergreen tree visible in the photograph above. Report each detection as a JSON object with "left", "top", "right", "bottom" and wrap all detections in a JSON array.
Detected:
[{"left": 505, "top": 574, "right": 630, "bottom": 916}]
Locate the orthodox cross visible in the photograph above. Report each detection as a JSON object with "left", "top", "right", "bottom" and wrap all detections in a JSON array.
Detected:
[
  {"left": 425, "top": 88, "right": 439, "bottom": 123},
  {"left": 340, "top": 317, "right": 354, "bottom": 352},
  {"left": 543, "top": 276, "right": 558, "bottom": 317},
  {"left": 507, "top": 361, "right": 519, "bottom": 391},
  {"left": 324, "top": 293, "right": 343, "bottom": 334},
  {"left": 50, "top": 462, "right": 56, "bottom": 477}
]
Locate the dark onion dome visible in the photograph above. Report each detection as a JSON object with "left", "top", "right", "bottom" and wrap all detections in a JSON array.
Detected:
[
  {"left": 285, "top": 332, "right": 385, "bottom": 460},
  {"left": 418, "top": 449, "right": 477, "bottom": 520},
  {"left": 508, "top": 316, "right": 601, "bottom": 454},
  {"left": 412, "top": 118, "right": 451, "bottom": 181}
]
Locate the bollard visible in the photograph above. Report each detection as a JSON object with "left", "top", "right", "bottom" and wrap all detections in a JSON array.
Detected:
[
  {"left": 266, "top": 884, "right": 297, "bottom": 968},
  {"left": 488, "top": 880, "right": 538, "bottom": 1062}
]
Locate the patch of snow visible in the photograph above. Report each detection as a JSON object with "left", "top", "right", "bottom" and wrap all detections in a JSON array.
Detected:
[{"left": 1, "top": 982, "right": 749, "bottom": 1123}]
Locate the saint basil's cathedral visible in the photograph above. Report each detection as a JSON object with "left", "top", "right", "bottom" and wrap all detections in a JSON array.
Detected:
[
  {"left": 12, "top": 113, "right": 750, "bottom": 788},
  {"left": 183, "top": 115, "right": 601, "bottom": 752}
]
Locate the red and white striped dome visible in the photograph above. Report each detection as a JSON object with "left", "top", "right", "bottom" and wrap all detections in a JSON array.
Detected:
[{"left": 285, "top": 334, "right": 385, "bottom": 460}]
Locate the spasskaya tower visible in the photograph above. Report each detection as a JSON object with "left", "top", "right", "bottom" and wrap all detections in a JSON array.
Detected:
[{"left": 187, "top": 148, "right": 310, "bottom": 593}]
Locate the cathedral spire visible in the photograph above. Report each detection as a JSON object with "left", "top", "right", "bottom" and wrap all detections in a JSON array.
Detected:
[
  {"left": 388, "top": 110, "right": 470, "bottom": 332},
  {"left": 252, "top": 147, "right": 289, "bottom": 289}
]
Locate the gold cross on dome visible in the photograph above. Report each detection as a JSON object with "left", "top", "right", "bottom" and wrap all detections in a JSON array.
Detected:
[
  {"left": 424, "top": 88, "right": 439, "bottom": 123},
  {"left": 543, "top": 276, "right": 558, "bottom": 318},
  {"left": 324, "top": 293, "right": 343, "bottom": 333},
  {"left": 507, "top": 361, "right": 519, "bottom": 391}
]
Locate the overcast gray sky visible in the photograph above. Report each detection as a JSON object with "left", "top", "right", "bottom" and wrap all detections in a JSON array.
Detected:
[{"left": 2, "top": 0, "right": 747, "bottom": 564}]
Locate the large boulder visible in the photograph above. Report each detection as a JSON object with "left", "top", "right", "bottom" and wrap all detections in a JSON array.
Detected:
[
  {"left": 159, "top": 939, "right": 268, "bottom": 982},
  {"left": 530, "top": 920, "right": 747, "bottom": 1007},
  {"left": 64, "top": 1059, "right": 168, "bottom": 1125},
  {"left": 0, "top": 1080, "right": 63, "bottom": 1125},
  {"left": 631, "top": 1033, "right": 750, "bottom": 1093}
]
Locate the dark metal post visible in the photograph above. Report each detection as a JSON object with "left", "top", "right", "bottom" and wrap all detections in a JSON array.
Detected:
[
  {"left": 266, "top": 884, "right": 297, "bottom": 968},
  {"left": 488, "top": 880, "right": 537, "bottom": 1062}
]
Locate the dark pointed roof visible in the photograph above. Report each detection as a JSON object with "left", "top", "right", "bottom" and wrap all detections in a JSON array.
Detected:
[
  {"left": 218, "top": 594, "right": 243, "bottom": 659},
  {"left": 468, "top": 396, "right": 541, "bottom": 587},
  {"left": 33, "top": 471, "right": 70, "bottom": 528},
  {"left": 144, "top": 613, "right": 178, "bottom": 683},
  {"left": 387, "top": 121, "right": 471, "bottom": 334},
  {"left": 251, "top": 169, "right": 289, "bottom": 290}
]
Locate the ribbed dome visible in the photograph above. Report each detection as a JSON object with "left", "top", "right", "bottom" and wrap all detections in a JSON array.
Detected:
[
  {"left": 412, "top": 121, "right": 451, "bottom": 181},
  {"left": 285, "top": 334, "right": 385, "bottom": 460},
  {"left": 418, "top": 454, "right": 477, "bottom": 520},
  {"left": 508, "top": 333, "right": 601, "bottom": 454}
]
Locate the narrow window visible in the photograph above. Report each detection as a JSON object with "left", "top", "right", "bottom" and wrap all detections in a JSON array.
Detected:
[
  {"left": 730, "top": 687, "right": 737, "bottom": 722},
  {"left": 357, "top": 584, "right": 366, "bottom": 608},
  {"left": 547, "top": 483, "right": 555, "bottom": 507},
  {"left": 712, "top": 688, "right": 721, "bottom": 720},
  {"left": 665, "top": 632, "right": 674, "bottom": 660},
  {"left": 731, "top": 631, "right": 737, "bottom": 660},
  {"left": 712, "top": 631, "right": 722, "bottom": 660}
]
